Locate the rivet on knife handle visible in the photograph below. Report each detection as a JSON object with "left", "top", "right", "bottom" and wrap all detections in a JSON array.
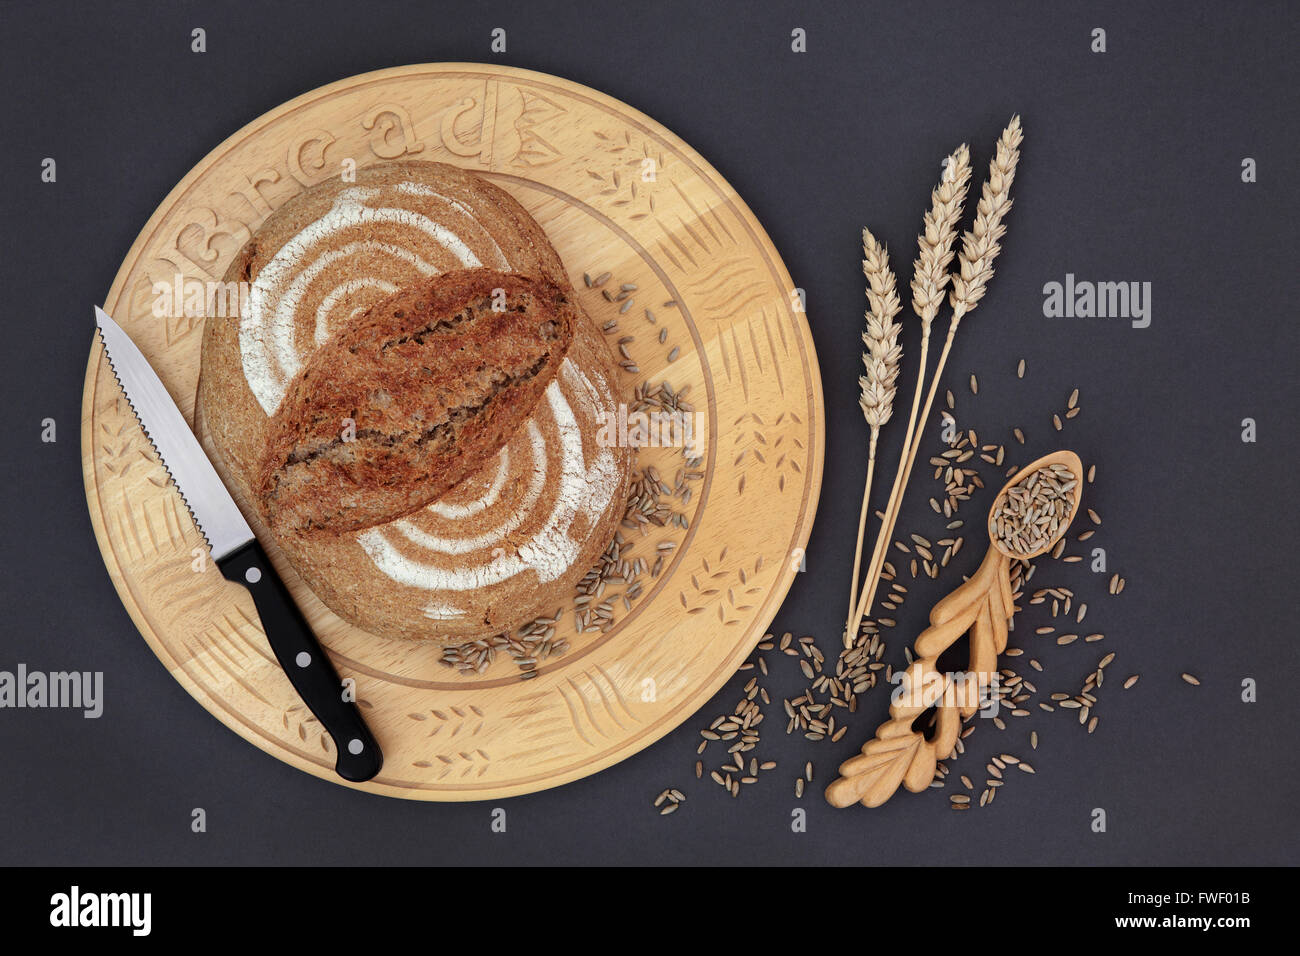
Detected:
[{"left": 218, "top": 540, "right": 383, "bottom": 782}]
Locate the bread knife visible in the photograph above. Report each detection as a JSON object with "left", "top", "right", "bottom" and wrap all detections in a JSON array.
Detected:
[{"left": 93, "top": 306, "right": 383, "bottom": 782}]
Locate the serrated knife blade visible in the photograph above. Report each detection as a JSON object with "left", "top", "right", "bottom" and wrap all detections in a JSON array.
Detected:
[
  {"left": 93, "top": 306, "right": 254, "bottom": 561},
  {"left": 92, "top": 305, "right": 382, "bottom": 782}
]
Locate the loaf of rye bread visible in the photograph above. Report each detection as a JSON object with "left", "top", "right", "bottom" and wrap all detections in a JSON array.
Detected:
[
  {"left": 258, "top": 269, "right": 577, "bottom": 536},
  {"left": 195, "top": 160, "right": 634, "bottom": 643}
]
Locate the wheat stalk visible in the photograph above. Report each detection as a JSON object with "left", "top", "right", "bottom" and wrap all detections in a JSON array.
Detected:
[
  {"left": 845, "top": 229, "right": 901, "bottom": 630},
  {"left": 912, "top": 145, "right": 972, "bottom": 332},
  {"left": 844, "top": 146, "right": 971, "bottom": 649},
  {"left": 858, "top": 229, "right": 902, "bottom": 430},
  {"left": 848, "top": 117, "right": 1021, "bottom": 642},
  {"left": 949, "top": 116, "right": 1022, "bottom": 319}
]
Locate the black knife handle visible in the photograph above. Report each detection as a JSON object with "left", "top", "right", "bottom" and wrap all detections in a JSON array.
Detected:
[{"left": 217, "top": 540, "right": 383, "bottom": 782}]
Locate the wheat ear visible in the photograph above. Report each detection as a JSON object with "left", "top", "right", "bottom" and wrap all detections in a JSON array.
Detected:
[
  {"left": 845, "top": 229, "right": 901, "bottom": 634},
  {"left": 849, "top": 117, "right": 1021, "bottom": 640},
  {"left": 913, "top": 145, "right": 973, "bottom": 333},
  {"left": 847, "top": 146, "right": 972, "bottom": 645}
]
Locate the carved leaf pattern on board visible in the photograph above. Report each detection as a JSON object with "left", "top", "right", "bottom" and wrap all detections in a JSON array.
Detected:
[
  {"left": 678, "top": 547, "right": 767, "bottom": 626},
  {"left": 413, "top": 749, "right": 492, "bottom": 779},
  {"left": 408, "top": 704, "right": 486, "bottom": 739},
  {"left": 732, "top": 411, "right": 803, "bottom": 495},
  {"left": 99, "top": 397, "right": 168, "bottom": 485},
  {"left": 587, "top": 128, "right": 667, "bottom": 222},
  {"left": 407, "top": 706, "right": 493, "bottom": 775}
]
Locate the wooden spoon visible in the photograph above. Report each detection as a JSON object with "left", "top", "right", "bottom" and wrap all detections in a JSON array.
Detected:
[{"left": 825, "top": 450, "right": 1084, "bottom": 809}]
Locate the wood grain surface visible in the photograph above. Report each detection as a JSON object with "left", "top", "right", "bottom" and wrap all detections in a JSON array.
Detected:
[{"left": 80, "top": 63, "right": 824, "bottom": 799}]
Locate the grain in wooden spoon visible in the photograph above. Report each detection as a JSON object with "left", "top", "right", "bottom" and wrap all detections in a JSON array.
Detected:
[{"left": 846, "top": 230, "right": 902, "bottom": 630}]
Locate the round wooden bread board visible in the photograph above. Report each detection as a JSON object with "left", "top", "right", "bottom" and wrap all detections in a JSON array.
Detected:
[{"left": 81, "top": 64, "right": 824, "bottom": 799}]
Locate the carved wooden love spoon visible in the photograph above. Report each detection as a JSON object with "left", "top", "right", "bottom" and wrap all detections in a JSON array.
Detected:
[{"left": 825, "top": 450, "right": 1084, "bottom": 809}]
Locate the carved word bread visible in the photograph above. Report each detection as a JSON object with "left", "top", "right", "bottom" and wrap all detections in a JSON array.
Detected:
[{"left": 197, "top": 160, "right": 633, "bottom": 642}]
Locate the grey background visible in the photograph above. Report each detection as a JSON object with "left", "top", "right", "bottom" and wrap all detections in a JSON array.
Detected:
[{"left": 1, "top": 0, "right": 1296, "bottom": 865}]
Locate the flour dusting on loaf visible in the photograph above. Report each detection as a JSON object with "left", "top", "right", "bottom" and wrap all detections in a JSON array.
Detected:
[
  {"left": 357, "top": 359, "right": 622, "bottom": 603},
  {"left": 240, "top": 182, "right": 515, "bottom": 415}
]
